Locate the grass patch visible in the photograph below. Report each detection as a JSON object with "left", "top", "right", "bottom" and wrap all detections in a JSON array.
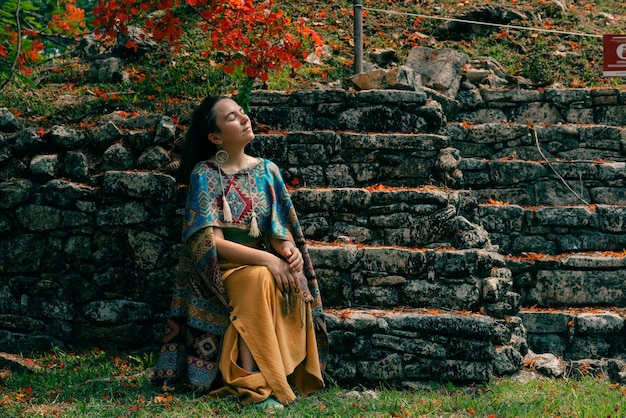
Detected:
[{"left": 2, "top": 348, "right": 626, "bottom": 417}]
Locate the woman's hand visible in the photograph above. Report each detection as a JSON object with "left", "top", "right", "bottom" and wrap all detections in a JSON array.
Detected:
[
  {"left": 265, "top": 255, "right": 299, "bottom": 293},
  {"left": 212, "top": 228, "right": 304, "bottom": 293},
  {"left": 281, "top": 244, "right": 304, "bottom": 273},
  {"left": 267, "top": 242, "right": 304, "bottom": 293}
]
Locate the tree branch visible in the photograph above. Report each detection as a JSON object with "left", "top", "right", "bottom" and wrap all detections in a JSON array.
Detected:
[{"left": 0, "top": 0, "right": 22, "bottom": 91}]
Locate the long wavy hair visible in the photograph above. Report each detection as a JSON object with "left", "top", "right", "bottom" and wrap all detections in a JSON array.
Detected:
[{"left": 177, "top": 95, "right": 230, "bottom": 184}]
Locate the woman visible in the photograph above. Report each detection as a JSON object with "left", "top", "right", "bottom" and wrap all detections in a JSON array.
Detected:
[{"left": 153, "top": 95, "right": 328, "bottom": 410}]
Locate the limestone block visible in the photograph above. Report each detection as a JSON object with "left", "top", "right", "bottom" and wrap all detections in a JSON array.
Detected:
[
  {"left": 96, "top": 202, "right": 149, "bottom": 226},
  {"left": 42, "top": 179, "right": 95, "bottom": 207},
  {"left": 124, "top": 130, "right": 154, "bottom": 150},
  {"left": 402, "top": 280, "right": 480, "bottom": 311},
  {"left": 308, "top": 245, "right": 360, "bottom": 269},
  {"left": 82, "top": 299, "right": 152, "bottom": 323},
  {"left": 154, "top": 116, "right": 176, "bottom": 144},
  {"left": 8, "top": 127, "right": 46, "bottom": 156},
  {"left": 30, "top": 154, "right": 60, "bottom": 178},
  {"left": 493, "top": 345, "right": 524, "bottom": 376},
  {"left": 0, "top": 179, "right": 35, "bottom": 209},
  {"left": 16, "top": 205, "right": 63, "bottom": 231},
  {"left": 102, "top": 170, "right": 176, "bottom": 202},
  {"left": 530, "top": 270, "right": 626, "bottom": 306},
  {"left": 354, "top": 286, "right": 399, "bottom": 307},
  {"left": 0, "top": 234, "right": 47, "bottom": 273},
  {"left": 512, "top": 102, "right": 563, "bottom": 124},
  {"left": 93, "top": 121, "right": 123, "bottom": 151},
  {"left": 576, "top": 312, "right": 624, "bottom": 335},
  {"left": 64, "top": 151, "right": 90, "bottom": 180},
  {"left": 125, "top": 230, "right": 164, "bottom": 270},
  {"left": 102, "top": 143, "right": 135, "bottom": 170},
  {"left": 369, "top": 48, "right": 397, "bottom": 66},
  {"left": 88, "top": 57, "right": 127, "bottom": 83},
  {"left": 406, "top": 47, "right": 468, "bottom": 96},
  {"left": 569, "top": 336, "right": 611, "bottom": 360},
  {"left": 518, "top": 311, "right": 573, "bottom": 333},
  {"left": 48, "top": 125, "right": 87, "bottom": 150},
  {"left": 529, "top": 352, "right": 567, "bottom": 377},
  {"left": 0, "top": 107, "right": 22, "bottom": 132},
  {"left": 478, "top": 204, "right": 525, "bottom": 232},
  {"left": 137, "top": 145, "right": 172, "bottom": 170},
  {"left": 360, "top": 246, "right": 427, "bottom": 275}
]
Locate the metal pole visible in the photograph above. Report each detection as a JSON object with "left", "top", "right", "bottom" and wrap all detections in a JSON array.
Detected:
[{"left": 353, "top": 0, "right": 363, "bottom": 74}]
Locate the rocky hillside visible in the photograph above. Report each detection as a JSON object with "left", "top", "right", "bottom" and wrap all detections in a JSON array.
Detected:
[{"left": 2, "top": 0, "right": 626, "bottom": 128}]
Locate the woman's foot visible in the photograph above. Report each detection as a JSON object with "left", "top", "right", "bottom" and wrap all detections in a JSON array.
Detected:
[
  {"left": 254, "top": 396, "right": 284, "bottom": 410},
  {"left": 160, "top": 378, "right": 179, "bottom": 393}
]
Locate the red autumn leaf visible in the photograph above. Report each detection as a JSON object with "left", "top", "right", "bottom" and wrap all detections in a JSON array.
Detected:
[
  {"left": 125, "top": 40, "right": 139, "bottom": 52},
  {"left": 495, "top": 31, "right": 509, "bottom": 40}
]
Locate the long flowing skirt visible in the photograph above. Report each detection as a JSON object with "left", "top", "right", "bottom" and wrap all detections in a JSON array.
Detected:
[{"left": 209, "top": 265, "right": 324, "bottom": 405}]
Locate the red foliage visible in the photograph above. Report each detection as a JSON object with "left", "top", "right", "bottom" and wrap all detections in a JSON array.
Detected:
[
  {"left": 92, "top": 0, "right": 322, "bottom": 83},
  {"left": 48, "top": 1, "right": 86, "bottom": 36},
  {"left": 1, "top": 1, "right": 86, "bottom": 76}
]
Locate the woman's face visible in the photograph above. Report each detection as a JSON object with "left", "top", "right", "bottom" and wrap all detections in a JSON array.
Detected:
[{"left": 210, "top": 98, "right": 255, "bottom": 148}]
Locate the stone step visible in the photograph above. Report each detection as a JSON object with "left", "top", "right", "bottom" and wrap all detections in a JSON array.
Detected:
[
  {"left": 292, "top": 186, "right": 474, "bottom": 248},
  {"left": 319, "top": 244, "right": 626, "bottom": 386},
  {"left": 249, "top": 131, "right": 625, "bottom": 203},
  {"left": 325, "top": 307, "right": 506, "bottom": 386},
  {"left": 249, "top": 131, "right": 454, "bottom": 189},
  {"left": 508, "top": 251, "right": 626, "bottom": 308},
  {"left": 308, "top": 243, "right": 515, "bottom": 317},
  {"left": 310, "top": 242, "right": 626, "bottom": 313},
  {"left": 324, "top": 305, "right": 626, "bottom": 387},
  {"left": 447, "top": 121, "right": 626, "bottom": 163},
  {"left": 292, "top": 186, "right": 626, "bottom": 255},
  {"left": 459, "top": 157, "right": 626, "bottom": 206},
  {"left": 519, "top": 307, "right": 626, "bottom": 362},
  {"left": 250, "top": 89, "right": 445, "bottom": 134},
  {"left": 478, "top": 203, "right": 626, "bottom": 255},
  {"left": 455, "top": 87, "right": 626, "bottom": 131}
]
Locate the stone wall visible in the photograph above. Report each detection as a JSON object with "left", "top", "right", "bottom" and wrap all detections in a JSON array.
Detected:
[
  {"left": 1, "top": 86, "right": 626, "bottom": 386},
  {"left": 0, "top": 90, "right": 452, "bottom": 355},
  {"left": 0, "top": 113, "right": 184, "bottom": 351}
]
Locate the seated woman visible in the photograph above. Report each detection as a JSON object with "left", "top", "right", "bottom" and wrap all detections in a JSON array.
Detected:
[{"left": 153, "top": 95, "right": 328, "bottom": 410}]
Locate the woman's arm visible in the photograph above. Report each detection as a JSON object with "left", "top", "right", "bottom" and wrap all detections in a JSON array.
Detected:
[
  {"left": 268, "top": 231, "right": 304, "bottom": 274},
  {"left": 212, "top": 227, "right": 299, "bottom": 293}
]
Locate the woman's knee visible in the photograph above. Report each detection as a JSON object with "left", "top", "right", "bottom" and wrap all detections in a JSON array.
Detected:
[
  {"left": 228, "top": 266, "right": 274, "bottom": 288},
  {"left": 249, "top": 266, "right": 275, "bottom": 287}
]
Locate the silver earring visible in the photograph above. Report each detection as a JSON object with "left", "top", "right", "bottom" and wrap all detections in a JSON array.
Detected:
[{"left": 215, "top": 148, "right": 229, "bottom": 164}]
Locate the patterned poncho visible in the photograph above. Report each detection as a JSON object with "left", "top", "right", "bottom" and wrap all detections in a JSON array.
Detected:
[{"left": 153, "top": 158, "right": 328, "bottom": 391}]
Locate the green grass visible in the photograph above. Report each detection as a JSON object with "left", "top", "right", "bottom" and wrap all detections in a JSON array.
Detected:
[{"left": 2, "top": 348, "right": 626, "bottom": 417}]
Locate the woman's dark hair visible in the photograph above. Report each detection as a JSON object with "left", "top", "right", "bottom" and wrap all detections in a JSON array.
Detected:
[{"left": 177, "top": 95, "right": 230, "bottom": 183}]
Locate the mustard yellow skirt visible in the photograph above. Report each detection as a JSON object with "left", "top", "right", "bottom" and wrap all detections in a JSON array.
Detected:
[{"left": 209, "top": 265, "right": 324, "bottom": 405}]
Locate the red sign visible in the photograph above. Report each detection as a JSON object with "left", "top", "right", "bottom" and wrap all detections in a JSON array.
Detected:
[{"left": 603, "top": 34, "right": 626, "bottom": 77}]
